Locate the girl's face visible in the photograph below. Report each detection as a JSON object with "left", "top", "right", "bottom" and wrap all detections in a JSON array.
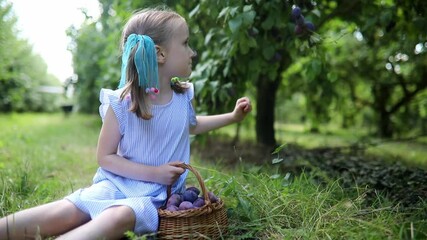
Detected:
[{"left": 161, "top": 20, "right": 196, "bottom": 79}]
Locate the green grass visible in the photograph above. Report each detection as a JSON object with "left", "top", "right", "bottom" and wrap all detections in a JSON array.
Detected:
[
  {"left": 1, "top": 113, "right": 426, "bottom": 239},
  {"left": 0, "top": 113, "right": 100, "bottom": 214},
  {"left": 189, "top": 161, "right": 426, "bottom": 239}
]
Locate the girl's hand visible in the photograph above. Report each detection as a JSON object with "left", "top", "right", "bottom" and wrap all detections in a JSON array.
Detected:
[
  {"left": 232, "top": 97, "right": 252, "bottom": 122},
  {"left": 154, "top": 161, "right": 185, "bottom": 185}
]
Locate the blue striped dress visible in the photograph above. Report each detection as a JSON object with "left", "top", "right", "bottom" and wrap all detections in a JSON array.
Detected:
[{"left": 65, "top": 83, "right": 197, "bottom": 234}]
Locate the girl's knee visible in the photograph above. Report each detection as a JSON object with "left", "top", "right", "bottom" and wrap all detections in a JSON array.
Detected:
[
  {"left": 52, "top": 200, "right": 90, "bottom": 226},
  {"left": 109, "top": 206, "right": 135, "bottom": 228}
]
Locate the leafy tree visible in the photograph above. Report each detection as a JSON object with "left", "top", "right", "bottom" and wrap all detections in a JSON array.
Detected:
[
  {"left": 182, "top": 0, "right": 373, "bottom": 146},
  {"left": 187, "top": 0, "right": 427, "bottom": 143},
  {"left": 313, "top": 0, "right": 427, "bottom": 137},
  {"left": 185, "top": 0, "right": 293, "bottom": 147}
]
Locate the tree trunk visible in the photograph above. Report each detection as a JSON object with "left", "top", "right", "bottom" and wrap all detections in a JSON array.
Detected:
[
  {"left": 422, "top": 118, "right": 427, "bottom": 135},
  {"left": 372, "top": 84, "right": 393, "bottom": 138},
  {"left": 378, "top": 109, "right": 393, "bottom": 138},
  {"left": 255, "top": 75, "right": 280, "bottom": 147}
]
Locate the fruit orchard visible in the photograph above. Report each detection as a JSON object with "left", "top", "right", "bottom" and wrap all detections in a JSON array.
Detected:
[{"left": 67, "top": 0, "right": 427, "bottom": 146}]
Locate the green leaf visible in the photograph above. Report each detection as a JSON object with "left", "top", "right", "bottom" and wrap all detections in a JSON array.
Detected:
[
  {"left": 272, "top": 158, "right": 284, "bottom": 164},
  {"left": 189, "top": 4, "right": 200, "bottom": 19},
  {"left": 229, "top": 6, "right": 239, "bottom": 17},
  {"left": 242, "top": 10, "right": 256, "bottom": 25},
  {"left": 283, "top": 172, "right": 291, "bottom": 181},
  {"left": 209, "top": 80, "right": 219, "bottom": 89},
  {"left": 243, "top": 5, "right": 252, "bottom": 12},
  {"left": 229, "top": 15, "right": 243, "bottom": 33},
  {"left": 282, "top": 172, "right": 291, "bottom": 187},
  {"left": 270, "top": 174, "right": 281, "bottom": 179},
  {"left": 247, "top": 37, "right": 257, "bottom": 48},
  {"left": 239, "top": 40, "right": 249, "bottom": 54},
  {"left": 310, "top": 59, "right": 322, "bottom": 76},
  {"left": 272, "top": 143, "right": 287, "bottom": 154},
  {"left": 237, "top": 195, "right": 251, "bottom": 213},
  {"left": 194, "top": 78, "right": 208, "bottom": 93},
  {"left": 312, "top": 9, "right": 321, "bottom": 18},
  {"left": 261, "top": 14, "right": 275, "bottom": 30},
  {"left": 262, "top": 45, "right": 275, "bottom": 60},
  {"left": 204, "top": 29, "right": 215, "bottom": 45},
  {"left": 218, "top": 7, "right": 229, "bottom": 19}
]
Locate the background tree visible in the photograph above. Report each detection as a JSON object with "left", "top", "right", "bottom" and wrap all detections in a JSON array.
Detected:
[
  {"left": 188, "top": 0, "right": 427, "bottom": 142},
  {"left": 184, "top": 0, "right": 370, "bottom": 146},
  {"left": 0, "top": 0, "right": 60, "bottom": 112},
  {"left": 312, "top": 0, "right": 427, "bottom": 137}
]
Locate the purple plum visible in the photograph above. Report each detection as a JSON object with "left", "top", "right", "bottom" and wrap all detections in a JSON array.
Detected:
[
  {"left": 208, "top": 192, "right": 219, "bottom": 203},
  {"left": 193, "top": 197, "right": 205, "bottom": 208},
  {"left": 170, "top": 193, "right": 182, "bottom": 201},
  {"left": 186, "top": 186, "right": 201, "bottom": 196},
  {"left": 183, "top": 190, "right": 198, "bottom": 203},
  {"left": 178, "top": 201, "right": 194, "bottom": 210},
  {"left": 166, "top": 205, "right": 179, "bottom": 212},
  {"left": 291, "top": 6, "right": 301, "bottom": 19},
  {"left": 294, "top": 25, "right": 304, "bottom": 36},
  {"left": 167, "top": 193, "right": 182, "bottom": 207},
  {"left": 305, "top": 21, "right": 315, "bottom": 31},
  {"left": 295, "top": 15, "right": 305, "bottom": 26}
]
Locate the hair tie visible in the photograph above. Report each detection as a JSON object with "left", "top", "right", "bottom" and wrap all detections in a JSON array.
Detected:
[
  {"left": 170, "top": 77, "right": 180, "bottom": 86},
  {"left": 145, "top": 87, "right": 159, "bottom": 100},
  {"left": 118, "top": 34, "right": 159, "bottom": 96}
]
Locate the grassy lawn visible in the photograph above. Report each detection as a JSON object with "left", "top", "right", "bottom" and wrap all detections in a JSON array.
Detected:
[
  {"left": 0, "top": 113, "right": 100, "bottom": 213},
  {"left": 0, "top": 113, "right": 425, "bottom": 239}
]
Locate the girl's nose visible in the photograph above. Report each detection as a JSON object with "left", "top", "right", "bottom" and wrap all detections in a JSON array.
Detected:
[{"left": 191, "top": 49, "right": 197, "bottom": 58}]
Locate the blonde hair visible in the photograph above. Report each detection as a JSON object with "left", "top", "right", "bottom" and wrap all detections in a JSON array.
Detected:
[{"left": 120, "top": 7, "right": 188, "bottom": 119}]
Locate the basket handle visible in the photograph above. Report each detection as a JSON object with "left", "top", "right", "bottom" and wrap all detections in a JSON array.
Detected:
[{"left": 166, "top": 163, "right": 212, "bottom": 206}]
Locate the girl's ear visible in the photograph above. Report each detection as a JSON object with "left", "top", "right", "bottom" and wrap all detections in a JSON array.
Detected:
[{"left": 156, "top": 45, "right": 166, "bottom": 63}]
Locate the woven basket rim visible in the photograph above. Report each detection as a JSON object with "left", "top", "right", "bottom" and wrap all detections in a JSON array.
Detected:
[
  {"left": 158, "top": 163, "right": 225, "bottom": 218},
  {"left": 159, "top": 199, "right": 224, "bottom": 218}
]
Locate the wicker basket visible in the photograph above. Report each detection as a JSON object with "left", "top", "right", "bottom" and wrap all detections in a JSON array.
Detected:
[{"left": 157, "top": 163, "right": 228, "bottom": 239}]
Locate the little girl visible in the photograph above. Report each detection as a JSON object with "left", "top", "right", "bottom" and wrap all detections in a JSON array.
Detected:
[{"left": 0, "top": 7, "right": 251, "bottom": 240}]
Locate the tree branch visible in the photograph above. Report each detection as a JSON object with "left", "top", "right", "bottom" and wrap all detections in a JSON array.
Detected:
[
  {"left": 391, "top": 63, "right": 410, "bottom": 96},
  {"left": 389, "top": 76, "right": 427, "bottom": 115}
]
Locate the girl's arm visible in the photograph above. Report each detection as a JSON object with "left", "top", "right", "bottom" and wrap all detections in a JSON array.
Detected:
[
  {"left": 96, "top": 106, "right": 184, "bottom": 185},
  {"left": 190, "top": 97, "right": 252, "bottom": 135}
]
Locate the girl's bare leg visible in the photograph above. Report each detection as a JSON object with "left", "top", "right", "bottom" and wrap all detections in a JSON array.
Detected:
[
  {"left": 57, "top": 205, "right": 136, "bottom": 240},
  {"left": 0, "top": 199, "right": 90, "bottom": 239}
]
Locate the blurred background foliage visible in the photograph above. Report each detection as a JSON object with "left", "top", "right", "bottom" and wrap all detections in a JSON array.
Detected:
[
  {"left": 0, "top": 0, "right": 60, "bottom": 112},
  {"left": 1, "top": 0, "right": 426, "bottom": 147}
]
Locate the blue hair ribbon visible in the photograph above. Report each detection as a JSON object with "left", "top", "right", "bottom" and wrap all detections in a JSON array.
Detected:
[{"left": 118, "top": 34, "right": 159, "bottom": 93}]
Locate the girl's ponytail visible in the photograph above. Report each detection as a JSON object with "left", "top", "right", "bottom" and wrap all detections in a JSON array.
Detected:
[{"left": 119, "top": 34, "right": 159, "bottom": 119}]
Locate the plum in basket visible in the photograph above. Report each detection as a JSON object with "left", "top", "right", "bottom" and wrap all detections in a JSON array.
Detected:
[
  {"left": 186, "top": 186, "right": 201, "bottom": 196},
  {"left": 193, "top": 197, "right": 205, "bottom": 208},
  {"left": 182, "top": 189, "right": 198, "bottom": 203},
  {"left": 178, "top": 201, "right": 194, "bottom": 210}
]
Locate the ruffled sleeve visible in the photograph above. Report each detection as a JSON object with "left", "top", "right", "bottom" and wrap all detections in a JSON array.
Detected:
[
  {"left": 99, "top": 88, "right": 126, "bottom": 134},
  {"left": 186, "top": 83, "right": 197, "bottom": 127}
]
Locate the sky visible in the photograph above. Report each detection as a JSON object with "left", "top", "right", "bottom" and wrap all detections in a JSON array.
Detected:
[{"left": 10, "top": 0, "right": 101, "bottom": 82}]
